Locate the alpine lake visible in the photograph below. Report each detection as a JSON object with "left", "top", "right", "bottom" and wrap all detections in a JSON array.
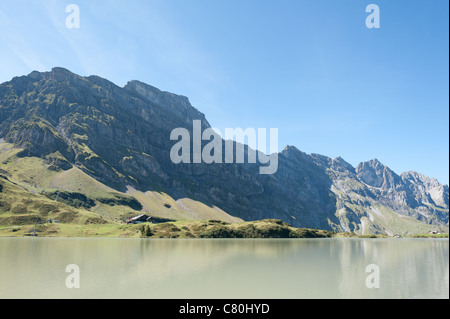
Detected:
[{"left": 0, "top": 237, "right": 448, "bottom": 299}]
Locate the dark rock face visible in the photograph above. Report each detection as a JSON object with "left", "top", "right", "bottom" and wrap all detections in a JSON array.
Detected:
[{"left": 0, "top": 68, "right": 448, "bottom": 233}]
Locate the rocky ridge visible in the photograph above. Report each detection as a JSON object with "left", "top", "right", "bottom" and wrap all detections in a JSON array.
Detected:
[{"left": 0, "top": 68, "right": 448, "bottom": 235}]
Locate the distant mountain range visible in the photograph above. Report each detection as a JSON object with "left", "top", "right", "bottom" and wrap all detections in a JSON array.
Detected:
[{"left": 0, "top": 67, "right": 448, "bottom": 235}]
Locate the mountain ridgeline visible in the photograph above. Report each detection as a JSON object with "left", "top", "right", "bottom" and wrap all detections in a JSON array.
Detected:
[{"left": 0, "top": 68, "right": 448, "bottom": 235}]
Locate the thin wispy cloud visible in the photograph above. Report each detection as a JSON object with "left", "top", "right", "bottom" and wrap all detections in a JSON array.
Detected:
[
  {"left": 0, "top": 8, "right": 47, "bottom": 72},
  {"left": 40, "top": 0, "right": 106, "bottom": 77},
  {"left": 98, "top": 0, "right": 226, "bottom": 92}
]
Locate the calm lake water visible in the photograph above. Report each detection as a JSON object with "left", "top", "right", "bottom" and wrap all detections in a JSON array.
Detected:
[{"left": 0, "top": 238, "right": 448, "bottom": 299}]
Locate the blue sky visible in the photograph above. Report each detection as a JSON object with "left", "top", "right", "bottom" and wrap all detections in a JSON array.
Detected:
[{"left": 0, "top": 0, "right": 449, "bottom": 184}]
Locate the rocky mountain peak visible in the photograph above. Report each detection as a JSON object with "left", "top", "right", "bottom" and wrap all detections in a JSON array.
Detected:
[
  {"left": 280, "top": 145, "right": 310, "bottom": 162},
  {"left": 332, "top": 156, "right": 355, "bottom": 173},
  {"left": 124, "top": 80, "right": 209, "bottom": 128},
  {"left": 401, "top": 171, "right": 449, "bottom": 209},
  {"left": 401, "top": 171, "right": 441, "bottom": 188},
  {"left": 46, "top": 67, "right": 79, "bottom": 82},
  {"left": 356, "top": 159, "right": 402, "bottom": 190},
  {"left": 50, "top": 66, "right": 73, "bottom": 75},
  {"left": 27, "top": 70, "right": 44, "bottom": 81},
  {"left": 124, "top": 80, "right": 190, "bottom": 110}
]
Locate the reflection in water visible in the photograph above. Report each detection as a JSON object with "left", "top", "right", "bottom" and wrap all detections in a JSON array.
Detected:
[
  {"left": 337, "top": 239, "right": 450, "bottom": 299},
  {"left": 0, "top": 238, "right": 448, "bottom": 299}
]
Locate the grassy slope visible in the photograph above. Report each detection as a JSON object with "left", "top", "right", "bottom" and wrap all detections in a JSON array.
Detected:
[
  {"left": 0, "top": 174, "right": 104, "bottom": 228},
  {"left": 0, "top": 219, "right": 334, "bottom": 238},
  {"left": 0, "top": 143, "right": 244, "bottom": 222},
  {"left": 126, "top": 187, "right": 242, "bottom": 223},
  {"left": 2, "top": 218, "right": 447, "bottom": 239},
  {"left": 330, "top": 178, "right": 446, "bottom": 236}
]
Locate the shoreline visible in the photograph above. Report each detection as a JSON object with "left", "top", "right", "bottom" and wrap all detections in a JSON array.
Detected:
[{"left": 1, "top": 219, "right": 448, "bottom": 239}]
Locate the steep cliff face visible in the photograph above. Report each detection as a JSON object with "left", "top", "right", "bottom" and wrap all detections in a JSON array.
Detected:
[
  {"left": 0, "top": 68, "right": 448, "bottom": 234},
  {"left": 356, "top": 159, "right": 403, "bottom": 191},
  {"left": 355, "top": 160, "right": 449, "bottom": 226},
  {"left": 401, "top": 171, "right": 449, "bottom": 210}
]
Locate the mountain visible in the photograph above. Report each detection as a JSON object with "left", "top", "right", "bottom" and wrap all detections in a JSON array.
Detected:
[{"left": 0, "top": 68, "right": 448, "bottom": 235}]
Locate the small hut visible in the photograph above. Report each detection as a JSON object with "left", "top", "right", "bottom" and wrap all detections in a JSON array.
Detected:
[{"left": 126, "top": 214, "right": 150, "bottom": 225}]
